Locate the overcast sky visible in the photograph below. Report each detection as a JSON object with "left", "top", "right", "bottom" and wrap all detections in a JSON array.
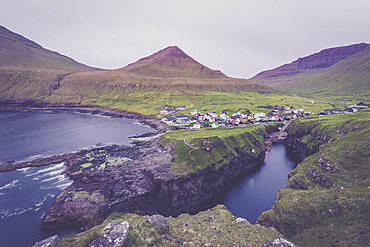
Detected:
[{"left": 1, "top": 0, "right": 369, "bottom": 78}]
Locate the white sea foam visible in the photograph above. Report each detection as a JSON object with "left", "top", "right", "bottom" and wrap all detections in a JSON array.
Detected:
[
  {"left": 25, "top": 162, "right": 65, "bottom": 177},
  {"left": 18, "top": 167, "right": 31, "bottom": 172},
  {"left": 0, "top": 179, "right": 19, "bottom": 190},
  {"left": 41, "top": 174, "right": 65, "bottom": 183}
]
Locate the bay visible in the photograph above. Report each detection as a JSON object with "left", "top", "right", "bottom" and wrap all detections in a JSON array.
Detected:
[{"left": 0, "top": 111, "right": 154, "bottom": 247}]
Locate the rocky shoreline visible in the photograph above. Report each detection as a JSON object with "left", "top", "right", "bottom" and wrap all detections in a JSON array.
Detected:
[
  {"left": 0, "top": 102, "right": 168, "bottom": 172},
  {"left": 1, "top": 103, "right": 269, "bottom": 231},
  {"left": 41, "top": 135, "right": 267, "bottom": 230}
]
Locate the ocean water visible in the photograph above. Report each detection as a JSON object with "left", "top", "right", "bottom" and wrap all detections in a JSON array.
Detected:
[
  {"left": 0, "top": 111, "right": 154, "bottom": 247},
  {"left": 0, "top": 163, "right": 75, "bottom": 247},
  {"left": 0, "top": 111, "right": 153, "bottom": 163}
]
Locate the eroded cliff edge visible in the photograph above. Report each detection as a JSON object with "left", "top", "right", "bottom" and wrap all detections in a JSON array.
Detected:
[
  {"left": 42, "top": 124, "right": 277, "bottom": 230},
  {"left": 257, "top": 113, "right": 370, "bottom": 246}
]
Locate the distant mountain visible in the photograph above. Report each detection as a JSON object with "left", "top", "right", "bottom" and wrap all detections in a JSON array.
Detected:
[
  {"left": 250, "top": 43, "right": 370, "bottom": 97},
  {"left": 122, "top": 46, "right": 226, "bottom": 79},
  {"left": 0, "top": 25, "right": 98, "bottom": 102},
  {"left": 0, "top": 26, "right": 96, "bottom": 71}
]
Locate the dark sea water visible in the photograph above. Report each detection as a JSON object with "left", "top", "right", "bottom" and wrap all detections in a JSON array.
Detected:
[
  {"left": 0, "top": 111, "right": 154, "bottom": 247},
  {"left": 214, "top": 143, "right": 300, "bottom": 223},
  {"left": 0, "top": 111, "right": 153, "bottom": 163}
]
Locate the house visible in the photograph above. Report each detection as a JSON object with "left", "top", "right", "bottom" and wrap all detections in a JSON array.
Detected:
[
  {"left": 160, "top": 109, "right": 177, "bottom": 115},
  {"left": 162, "top": 116, "right": 177, "bottom": 124},
  {"left": 208, "top": 112, "right": 218, "bottom": 118},
  {"left": 191, "top": 109, "right": 198, "bottom": 115},
  {"left": 320, "top": 109, "right": 338, "bottom": 115},
  {"left": 353, "top": 102, "right": 369, "bottom": 109},
  {"left": 219, "top": 112, "right": 228, "bottom": 120},
  {"left": 211, "top": 122, "right": 220, "bottom": 128},
  {"left": 346, "top": 107, "right": 358, "bottom": 113},
  {"left": 192, "top": 122, "right": 201, "bottom": 129}
]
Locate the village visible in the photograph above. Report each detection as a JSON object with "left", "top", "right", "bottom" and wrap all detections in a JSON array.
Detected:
[{"left": 159, "top": 102, "right": 370, "bottom": 129}]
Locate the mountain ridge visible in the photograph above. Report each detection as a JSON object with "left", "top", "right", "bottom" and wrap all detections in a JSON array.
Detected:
[
  {"left": 250, "top": 43, "right": 370, "bottom": 97},
  {"left": 0, "top": 25, "right": 98, "bottom": 71},
  {"left": 252, "top": 43, "right": 369, "bottom": 79}
]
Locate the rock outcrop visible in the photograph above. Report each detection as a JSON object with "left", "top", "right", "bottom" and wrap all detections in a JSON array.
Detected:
[
  {"left": 41, "top": 131, "right": 267, "bottom": 230},
  {"left": 261, "top": 238, "right": 295, "bottom": 247},
  {"left": 33, "top": 235, "right": 60, "bottom": 247},
  {"left": 87, "top": 221, "right": 129, "bottom": 247}
]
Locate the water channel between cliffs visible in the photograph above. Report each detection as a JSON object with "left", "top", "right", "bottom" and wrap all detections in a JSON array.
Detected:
[{"left": 0, "top": 111, "right": 300, "bottom": 246}]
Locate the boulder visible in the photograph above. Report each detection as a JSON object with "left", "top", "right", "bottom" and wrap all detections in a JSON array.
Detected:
[
  {"left": 87, "top": 221, "right": 129, "bottom": 247},
  {"left": 144, "top": 214, "right": 170, "bottom": 231},
  {"left": 33, "top": 235, "right": 59, "bottom": 247},
  {"left": 261, "top": 238, "right": 295, "bottom": 247}
]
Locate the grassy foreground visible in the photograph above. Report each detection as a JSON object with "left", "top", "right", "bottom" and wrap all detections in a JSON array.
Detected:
[{"left": 55, "top": 205, "right": 283, "bottom": 247}]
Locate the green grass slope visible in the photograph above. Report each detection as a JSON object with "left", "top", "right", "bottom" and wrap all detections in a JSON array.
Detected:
[
  {"left": 0, "top": 25, "right": 98, "bottom": 102},
  {"left": 42, "top": 46, "right": 274, "bottom": 114},
  {"left": 251, "top": 43, "right": 370, "bottom": 101},
  {"left": 55, "top": 205, "right": 283, "bottom": 247},
  {"left": 258, "top": 112, "right": 370, "bottom": 246}
]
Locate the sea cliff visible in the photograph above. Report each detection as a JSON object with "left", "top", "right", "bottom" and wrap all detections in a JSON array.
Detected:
[
  {"left": 257, "top": 113, "right": 370, "bottom": 246},
  {"left": 41, "top": 124, "right": 276, "bottom": 230}
]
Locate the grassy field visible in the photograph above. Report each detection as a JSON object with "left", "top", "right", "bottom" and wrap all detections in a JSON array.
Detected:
[{"left": 161, "top": 124, "right": 270, "bottom": 175}]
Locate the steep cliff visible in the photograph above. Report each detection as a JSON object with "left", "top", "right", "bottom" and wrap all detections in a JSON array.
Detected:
[
  {"left": 42, "top": 125, "right": 274, "bottom": 230},
  {"left": 257, "top": 112, "right": 370, "bottom": 246}
]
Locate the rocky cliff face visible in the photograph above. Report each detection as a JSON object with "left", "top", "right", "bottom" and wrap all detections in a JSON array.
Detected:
[{"left": 42, "top": 130, "right": 267, "bottom": 230}]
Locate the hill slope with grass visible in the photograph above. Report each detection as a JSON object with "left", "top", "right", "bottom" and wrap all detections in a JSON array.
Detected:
[
  {"left": 0, "top": 26, "right": 271, "bottom": 110},
  {"left": 45, "top": 46, "right": 271, "bottom": 112},
  {"left": 0, "top": 25, "right": 98, "bottom": 102},
  {"left": 251, "top": 43, "right": 370, "bottom": 99}
]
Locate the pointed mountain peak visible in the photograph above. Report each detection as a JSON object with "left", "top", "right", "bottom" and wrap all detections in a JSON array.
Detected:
[{"left": 123, "top": 46, "right": 226, "bottom": 79}]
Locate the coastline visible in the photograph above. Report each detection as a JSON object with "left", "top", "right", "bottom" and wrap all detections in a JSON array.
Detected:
[
  {"left": 0, "top": 102, "right": 168, "bottom": 172},
  {"left": 1, "top": 102, "right": 270, "bottom": 232}
]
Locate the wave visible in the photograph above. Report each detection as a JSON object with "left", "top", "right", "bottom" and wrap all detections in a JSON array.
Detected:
[
  {"left": 24, "top": 162, "right": 65, "bottom": 177},
  {"left": 0, "top": 193, "right": 56, "bottom": 219},
  {"left": 41, "top": 174, "right": 66, "bottom": 183},
  {"left": 0, "top": 179, "right": 19, "bottom": 191}
]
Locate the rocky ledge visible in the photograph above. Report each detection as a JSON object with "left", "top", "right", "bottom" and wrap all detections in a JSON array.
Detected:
[{"left": 41, "top": 134, "right": 266, "bottom": 230}]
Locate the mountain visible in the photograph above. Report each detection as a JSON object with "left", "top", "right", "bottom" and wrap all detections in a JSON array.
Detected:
[
  {"left": 0, "top": 25, "right": 96, "bottom": 70},
  {"left": 250, "top": 43, "right": 370, "bottom": 97},
  {"left": 44, "top": 46, "right": 270, "bottom": 112},
  {"left": 0, "top": 25, "right": 98, "bottom": 102},
  {"left": 0, "top": 25, "right": 269, "bottom": 107},
  {"left": 122, "top": 46, "right": 227, "bottom": 79}
]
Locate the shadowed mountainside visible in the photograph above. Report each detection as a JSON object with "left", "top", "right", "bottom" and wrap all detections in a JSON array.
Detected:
[{"left": 251, "top": 43, "right": 370, "bottom": 98}]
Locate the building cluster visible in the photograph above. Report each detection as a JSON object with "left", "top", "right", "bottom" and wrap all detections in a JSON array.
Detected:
[
  {"left": 161, "top": 106, "right": 308, "bottom": 129},
  {"left": 160, "top": 102, "right": 369, "bottom": 129}
]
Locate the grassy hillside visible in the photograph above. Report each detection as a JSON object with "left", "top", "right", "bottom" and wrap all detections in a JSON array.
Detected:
[
  {"left": 161, "top": 124, "right": 271, "bottom": 175},
  {"left": 258, "top": 112, "right": 370, "bottom": 246},
  {"left": 55, "top": 205, "right": 283, "bottom": 247},
  {"left": 251, "top": 43, "right": 370, "bottom": 102},
  {"left": 0, "top": 26, "right": 98, "bottom": 102}
]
